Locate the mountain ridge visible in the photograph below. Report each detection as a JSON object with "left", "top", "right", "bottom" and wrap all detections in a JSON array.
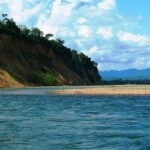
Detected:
[{"left": 101, "top": 68, "right": 150, "bottom": 81}]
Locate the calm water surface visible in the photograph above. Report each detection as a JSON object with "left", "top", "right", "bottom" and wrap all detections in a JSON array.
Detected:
[{"left": 0, "top": 88, "right": 150, "bottom": 150}]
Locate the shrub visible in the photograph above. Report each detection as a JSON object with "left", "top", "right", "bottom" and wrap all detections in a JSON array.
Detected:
[{"left": 28, "top": 69, "right": 56, "bottom": 85}]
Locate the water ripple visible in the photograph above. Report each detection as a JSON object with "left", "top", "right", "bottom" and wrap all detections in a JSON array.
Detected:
[{"left": 0, "top": 91, "right": 150, "bottom": 150}]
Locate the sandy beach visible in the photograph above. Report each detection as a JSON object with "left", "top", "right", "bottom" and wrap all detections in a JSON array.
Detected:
[{"left": 49, "top": 85, "right": 150, "bottom": 95}]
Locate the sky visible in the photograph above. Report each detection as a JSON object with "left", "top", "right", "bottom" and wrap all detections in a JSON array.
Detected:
[{"left": 0, "top": 0, "right": 150, "bottom": 71}]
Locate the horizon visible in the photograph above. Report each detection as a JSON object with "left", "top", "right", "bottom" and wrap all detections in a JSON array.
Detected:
[
  {"left": 101, "top": 67, "right": 150, "bottom": 72},
  {"left": 0, "top": 0, "right": 150, "bottom": 71}
]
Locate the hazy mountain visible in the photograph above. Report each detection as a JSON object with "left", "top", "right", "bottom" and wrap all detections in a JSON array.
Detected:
[{"left": 100, "top": 69, "right": 150, "bottom": 81}]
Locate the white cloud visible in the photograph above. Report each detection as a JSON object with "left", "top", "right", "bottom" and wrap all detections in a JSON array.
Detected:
[
  {"left": 50, "top": 0, "right": 75, "bottom": 24},
  {"left": 25, "top": 0, "right": 38, "bottom": 3},
  {"left": 1, "top": 0, "right": 42, "bottom": 24},
  {"left": 1, "top": 0, "right": 150, "bottom": 71},
  {"left": 75, "top": 39, "right": 83, "bottom": 48},
  {"left": 37, "top": 0, "right": 76, "bottom": 35},
  {"left": 78, "top": 25, "right": 92, "bottom": 38},
  {"left": 117, "top": 31, "right": 150, "bottom": 45},
  {"left": 81, "top": 0, "right": 92, "bottom": 2},
  {"left": 85, "top": 46, "right": 99, "bottom": 55},
  {"left": 37, "top": 14, "right": 57, "bottom": 35},
  {"left": 116, "top": 14, "right": 123, "bottom": 20},
  {"left": 97, "top": 0, "right": 116, "bottom": 10},
  {"left": 97, "top": 26, "right": 113, "bottom": 40},
  {"left": 77, "top": 18, "right": 87, "bottom": 24},
  {"left": 132, "top": 56, "right": 150, "bottom": 70}
]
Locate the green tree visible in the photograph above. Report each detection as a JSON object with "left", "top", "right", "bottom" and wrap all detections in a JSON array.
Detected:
[
  {"left": 45, "top": 33, "right": 53, "bottom": 40},
  {"left": 56, "top": 38, "right": 64, "bottom": 45},
  {"left": 1, "top": 14, "right": 8, "bottom": 23},
  {"left": 30, "top": 27, "right": 43, "bottom": 39},
  {"left": 19, "top": 25, "right": 30, "bottom": 36},
  {"left": 2, "top": 14, "right": 8, "bottom": 18},
  {"left": 1, "top": 15, "right": 20, "bottom": 34}
]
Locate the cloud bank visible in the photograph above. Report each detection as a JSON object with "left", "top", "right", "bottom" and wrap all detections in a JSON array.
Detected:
[{"left": 0, "top": 0, "right": 150, "bottom": 71}]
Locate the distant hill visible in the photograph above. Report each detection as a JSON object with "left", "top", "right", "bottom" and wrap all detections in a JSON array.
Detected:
[{"left": 100, "top": 69, "right": 150, "bottom": 81}]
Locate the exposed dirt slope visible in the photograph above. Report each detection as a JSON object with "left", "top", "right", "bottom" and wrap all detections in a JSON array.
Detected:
[
  {"left": 0, "top": 33, "right": 101, "bottom": 87},
  {"left": 0, "top": 69, "right": 23, "bottom": 88}
]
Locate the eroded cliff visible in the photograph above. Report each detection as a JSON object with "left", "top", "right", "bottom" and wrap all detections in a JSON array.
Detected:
[{"left": 0, "top": 33, "right": 101, "bottom": 87}]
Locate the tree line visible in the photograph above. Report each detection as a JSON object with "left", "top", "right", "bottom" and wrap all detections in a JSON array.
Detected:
[{"left": 102, "top": 79, "right": 150, "bottom": 85}]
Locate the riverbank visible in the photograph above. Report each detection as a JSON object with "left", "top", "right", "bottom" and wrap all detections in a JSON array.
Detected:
[
  {"left": 0, "top": 69, "right": 24, "bottom": 88},
  {"left": 49, "top": 85, "right": 150, "bottom": 95}
]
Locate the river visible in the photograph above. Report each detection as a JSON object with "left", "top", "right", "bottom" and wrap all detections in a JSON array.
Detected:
[{"left": 0, "top": 87, "right": 150, "bottom": 149}]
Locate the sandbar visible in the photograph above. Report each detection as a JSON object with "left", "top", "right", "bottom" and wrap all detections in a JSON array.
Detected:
[{"left": 49, "top": 85, "right": 150, "bottom": 95}]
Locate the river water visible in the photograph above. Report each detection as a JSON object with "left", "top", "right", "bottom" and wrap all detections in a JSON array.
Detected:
[{"left": 0, "top": 88, "right": 150, "bottom": 150}]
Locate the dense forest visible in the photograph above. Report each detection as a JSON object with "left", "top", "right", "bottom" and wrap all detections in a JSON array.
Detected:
[{"left": 0, "top": 14, "right": 101, "bottom": 86}]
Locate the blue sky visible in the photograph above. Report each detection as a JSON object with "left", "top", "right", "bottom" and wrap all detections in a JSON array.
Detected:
[{"left": 0, "top": 0, "right": 150, "bottom": 71}]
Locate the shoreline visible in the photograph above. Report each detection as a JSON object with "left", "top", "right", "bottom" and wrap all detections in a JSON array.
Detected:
[
  {"left": 49, "top": 85, "right": 150, "bottom": 95},
  {"left": 0, "top": 85, "right": 150, "bottom": 95}
]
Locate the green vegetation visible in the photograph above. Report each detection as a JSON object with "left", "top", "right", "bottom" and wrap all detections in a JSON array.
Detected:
[
  {"left": 0, "top": 14, "right": 101, "bottom": 85},
  {"left": 28, "top": 68, "right": 56, "bottom": 85}
]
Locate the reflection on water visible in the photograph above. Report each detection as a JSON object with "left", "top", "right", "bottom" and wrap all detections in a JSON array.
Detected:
[
  {"left": 0, "top": 87, "right": 66, "bottom": 95},
  {"left": 0, "top": 86, "right": 92, "bottom": 95},
  {"left": 0, "top": 88, "right": 150, "bottom": 150}
]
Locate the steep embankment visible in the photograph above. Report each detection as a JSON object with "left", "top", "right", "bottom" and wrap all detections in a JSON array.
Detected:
[
  {"left": 0, "top": 69, "right": 23, "bottom": 88},
  {"left": 0, "top": 33, "right": 101, "bottom": 87}
]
